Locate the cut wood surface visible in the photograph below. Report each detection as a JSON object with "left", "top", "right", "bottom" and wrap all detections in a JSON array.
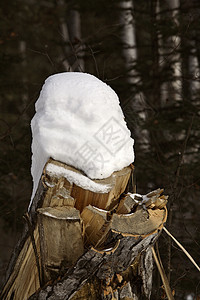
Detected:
[{"left": 1, "top": 159, "right": 168, "bottom": 300}]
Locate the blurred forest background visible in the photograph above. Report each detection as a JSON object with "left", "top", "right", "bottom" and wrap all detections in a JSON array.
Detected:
[{"left": 0, "top": 0, "right": 200, "bottom": 298}]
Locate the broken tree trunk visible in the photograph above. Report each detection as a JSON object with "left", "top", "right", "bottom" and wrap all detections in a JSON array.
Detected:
[{"left": 1, "top": 158, "right": 167, "bottom": 300}]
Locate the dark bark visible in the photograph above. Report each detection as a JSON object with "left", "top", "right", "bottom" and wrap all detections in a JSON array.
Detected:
[
  {"left": 29, "top": 233, "right": 157, "bottom": 300},
  {"left": 1, "top": 161, "right": 166, "bottom": 300}
]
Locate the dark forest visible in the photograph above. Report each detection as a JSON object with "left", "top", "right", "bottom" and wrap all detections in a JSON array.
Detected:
[{"left": 0, "top": 0, "right": 200, "bottom": 298}]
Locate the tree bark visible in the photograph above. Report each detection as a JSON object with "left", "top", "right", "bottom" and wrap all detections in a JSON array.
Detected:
[
  {"left": 29, "top": 234, "right": 158, "bottom": 300},
  {"left": 1, "top": 159, "right": 167, "bottom": 300}
]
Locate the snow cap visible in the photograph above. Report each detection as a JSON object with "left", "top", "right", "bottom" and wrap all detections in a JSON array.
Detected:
[{"left": 31, "top": 72, "right": 134, "bottom": 201}]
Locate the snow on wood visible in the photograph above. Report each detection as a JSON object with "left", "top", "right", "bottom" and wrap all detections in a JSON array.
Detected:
[
  {"left": 1, "top": 72, "right": 169, "bottom": 299},
  {"left": 30, "top": 72, "right": 135, "bottom": 207},
  {"left": 45, "top": 161, "right": 112, "bottom": 193},
  {"left": 43, "top": 158, "right": 132, "bottom": 212}
]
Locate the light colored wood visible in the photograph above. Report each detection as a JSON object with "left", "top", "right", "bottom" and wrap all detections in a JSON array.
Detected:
[
  {"left": 42, "top": 176, "right": 74, "bottom": 208},
  {"left": 111, "top": 207, "right": 167, "bottom": 237},
  {"left": 117, "top": 188, "right": 168, "bottom": 214},
  {"left": 81, "top": 205, "right": 110, "bottom": 248},
  {"left": 81, "top": 204, "right": 167, "bottom": 250},
  {"left": 44, "top": 158, "right": 132, "bottom": 212},
  {"left": 37, "top": 206, "right": 84, "bottom": 281},
  {"left": 141, "top": 188, "right": 168, "bottom": 209},
  {"left": 2, "top": 158, "right": 169, "bottom": 300},
  {"left": 50, "top": 187, "right": 75, "bottom": 207},
  {"left": 3, "top": 225, "right": 40, "bottom": 300},
  {"left": 116, "top": 194, "right": 136, "bottom": 214},
  {"left": 2, "top": 160, "right": 132, "bottom": 299}
]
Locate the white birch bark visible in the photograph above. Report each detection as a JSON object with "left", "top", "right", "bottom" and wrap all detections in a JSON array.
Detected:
[
  {"left": 170, "top": 0, "right": 182, "bottom": 100},
  {"left": 58, "top": 0, "right": 72, "bottom": 71},
  {"left": 118, "top": 0, "right": 149, "bottom": 150},
  {"left": 188, "top": 42, "right": 200, "bottom": 97},
  {"left": 67, "top": 9, "right": 85, "bottom": 72},
  {"left": 160, "top": 0, "right": 181, "bottom": 104},
  {"left": 161, "top": 0, "right": 200, "bottom": 103},
  {"left": 57, "top": 0, "right": 84, "bottom": 72},
  {"left": 118, "top": 0, "right": 137, "bottom": 86}
]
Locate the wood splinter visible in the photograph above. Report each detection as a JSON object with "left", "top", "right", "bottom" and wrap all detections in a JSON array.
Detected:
[{"left": 0, "top": 160, "right": 168, "bottom": 300}]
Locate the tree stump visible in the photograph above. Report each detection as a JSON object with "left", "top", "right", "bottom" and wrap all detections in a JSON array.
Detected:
[{"left": 1, "top": 158, "right": 167, "bottom": 300}]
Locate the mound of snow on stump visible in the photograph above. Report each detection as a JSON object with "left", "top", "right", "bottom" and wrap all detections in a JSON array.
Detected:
[{"left": 31, "top": 72, "right": 134, "bottom": 202}]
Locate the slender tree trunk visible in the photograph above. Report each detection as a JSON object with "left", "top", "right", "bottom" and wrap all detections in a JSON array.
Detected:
[
  {"left": 169, "top": 0, "right": 181, "bottom": 101},
  {"left": 67, "top": 8, "right": 85, "bottom": 71},
  {"left": 143, "top": 0, "right": 162, "bottom": 158},
  {"left": 159, "top": 0, "right": 181, "bottom": 104},
  {"left": 118, "top": 0, "right": 149, "bottom": 152},
  {"left": 19, "top": 40, "right": 29, "bottom": 120},
  {"left": 58, "top": 0, "right": 72, "bottom": 71},
  {"left": 118, "top": 0, "right": 137, "bottom": 86},
  {"left": 180, "top": 0, "right": 200, "bottom": 101},
  {"left": 149, "top": 0, "right": 161, "bottom": 108},
  {"left": 57, "top": 0, "right": 84, "bottom": 72}
]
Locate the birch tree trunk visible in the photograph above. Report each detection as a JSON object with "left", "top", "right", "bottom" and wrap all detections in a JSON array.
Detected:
[
  {"left": 118, "top": 0, "right": 149, "bottom": 152},
  {"left": 57, "top": 0, "right": 84, "bottom": 72},
  {"left": 118, "top": 0, "right": 137, "bottom": 86},
  {"left": 160, "top": 0, "right": 181, "bottom": 104},
  {"left": 67, "top": 8, "right": 84, "bottom": 72},
  {"left": 180, "top": 0, "right": 200, "bottom": 101},
  {"left": 141, "top": 0, "right": 162, "bottom": 162}
]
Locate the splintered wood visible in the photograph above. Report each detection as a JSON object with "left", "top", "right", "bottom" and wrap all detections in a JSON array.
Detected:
[
  {"left": 81, "top": 205, "right": 110, "bottom": 248},
  {"left": 43, "top": 159, "right": 132, "bottom": 212},
  {"left": 1, "top": 159, "right": 168, "bottom": 300},
  {"left": 1, "top": 226, "right": 41, "bottom": 300},
  {"left": 111, "top": 208, "right": 167, "bottom": 236}
]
